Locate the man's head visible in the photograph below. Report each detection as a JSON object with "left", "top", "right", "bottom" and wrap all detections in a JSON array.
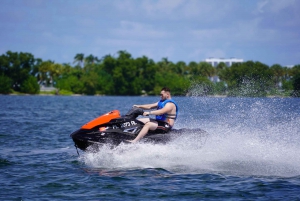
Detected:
[{"left": 160, "top": 87, "right": 171, "bottom": 100}]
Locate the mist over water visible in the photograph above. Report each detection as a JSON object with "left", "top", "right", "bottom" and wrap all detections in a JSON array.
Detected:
[{"left": 81, "top": 97, "right": 300, "bottom": 177}]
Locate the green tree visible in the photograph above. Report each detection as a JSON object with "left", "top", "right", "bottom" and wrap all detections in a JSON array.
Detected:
[
  {"left": 135, "top": 56, "right": 157, "bottom": 93},
  {"left": 291, "top": 69, "right": 300, "bottom": 97},
  {"left": 81, "top": 72, "right": 99, "bottom": 95},
  {"left": 20, "top": 75, "right": 40, "bottom": 94},
  {"left": 0, "top": 51, "right": 37, "bottom": 92},
  {"left": 270, "top": 64, "right": 284, "bottom": 89},
  {"left": 187, "top": 61, "right": 198, "bottom": 77},
  {"left": 157, "top": 57, "right": 173, "bottom": 73},
  {"left": 96, "top": 69, "right": 114, "bottom": 95},
  {"left": 282, "top": 80, "right": 293, "bottom": 91},
  {"left": 37, "top": 61, "right": 63, "bottom": 87},
  {"left": 56, "top": 75, "right": 84, "bottom": 94},
  {"left": 173, "top": 61, "right": 187, "bottom": 75},
  {"left": 84, "top": 54, "right": 99, "bottom": 65},
  {"left": 73, "top": 53, "right": 85, "bottom": 67},
  {"left": 292, "top": 73, "right": 300, "bottom": 90},
  {"left": 3, "top": 49, "right": 299, "bottom": 97},
  {"left": 55, "top": 63, "right": 85, "bottom": 94},
  {"left": 216, "top": 62, "right": 227, "bottom": 71},
  {"left": 186, "top": 76, "right": 213, "bottom": 96},
  {"left": 290, "top": 65, "right": 300, "bottom": 78},
  {"left": 213, "top": 81, "right": 227, "bottom": 95},
  {"left": 0, "top": 74, "right": 12, "bottom": 94},
  {"left": 102, "top": 54, "right": 117, "bottom": 75},
  {"left": 154, "top": 72, "right": 190, "bottom": 95},
  {"left": 192, "top": 62, "right": 215, "bottom": 79},
  {"left": 110, "top": 50, "right": 142, "bottom": 95},
  {"left": 216, "top": 62, "right": 227, "bottom": 77},
  {"left": 220, "top": 61, "right": 272, "bottom": 96}
]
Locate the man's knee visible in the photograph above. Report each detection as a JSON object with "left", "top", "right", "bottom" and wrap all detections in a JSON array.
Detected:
[
  {"left": 144, "top": 121, "right": 158, "bottom": 130},
  {"left": 144, "top": 121, "right": 151, "bottom": 128}
]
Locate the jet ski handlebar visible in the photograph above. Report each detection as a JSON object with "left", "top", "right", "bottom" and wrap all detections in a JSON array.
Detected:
[{"left": 124, "top": 107, "right": 144, "bottom": 119}]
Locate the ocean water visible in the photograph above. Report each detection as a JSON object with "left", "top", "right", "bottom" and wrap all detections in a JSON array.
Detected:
[{"left": 0, "top": 95, "right": 300, "bottom": 200}]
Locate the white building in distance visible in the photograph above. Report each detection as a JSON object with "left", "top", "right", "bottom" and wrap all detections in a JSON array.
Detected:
[{"left": 205, "top": 57, "right": 244, "bottom": 67}]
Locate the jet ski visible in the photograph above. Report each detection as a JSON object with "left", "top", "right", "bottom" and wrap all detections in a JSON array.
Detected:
[{"left": 70, "top": 107, "right": 207, "bottom": 152}]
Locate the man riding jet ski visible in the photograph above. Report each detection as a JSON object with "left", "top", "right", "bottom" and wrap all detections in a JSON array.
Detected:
[
  {"left": 70, "top": 87, "right": 207, "bottom": 151},
  {"left": 127, "top": 87, "right": 178, "bottom": 143}
]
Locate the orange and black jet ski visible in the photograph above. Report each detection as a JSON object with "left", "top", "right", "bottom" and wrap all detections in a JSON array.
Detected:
[{"left": 70, "top": 107, "right": 206, "bottom": 151}]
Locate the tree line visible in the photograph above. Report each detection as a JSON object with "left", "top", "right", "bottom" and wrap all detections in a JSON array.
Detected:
[{"left": 0, "top": 50, "right": 300, "bottom": 97}]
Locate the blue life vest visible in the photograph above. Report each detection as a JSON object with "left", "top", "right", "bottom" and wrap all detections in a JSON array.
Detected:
[{"left": 156, "top": 99, "right": 179, "bottom": 121}]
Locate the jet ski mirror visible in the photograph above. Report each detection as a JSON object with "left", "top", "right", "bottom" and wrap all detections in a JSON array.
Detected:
[{"left": 124, "top": 107, "right": 144, "bottom": 119}]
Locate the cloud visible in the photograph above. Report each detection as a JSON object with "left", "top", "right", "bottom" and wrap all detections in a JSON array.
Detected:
[
  {"left": 182, "top": 0, "right": 233, "bottom": 21},
  {"left": 141, "top": 0, "right": 184, "bottom": 16},
  {"left": 1, "top": 0, "right": 299, "bottom": 65},
  {"left": 205, "top": 49, "right": 227, "bottom": 59},
  {"left": 111, "top": 20, "right": 170, "bottom": 39},
  {"left": 77, "top": 18, "right": 97, "bottom": 28},
  {"left": 254, "top": 0, "right": 300, "bottom": 46},
  {"left": 190, "top": 29, "right": 224, "bottom": 41},
  {"left": 257, "top": 0, "right": 268, "bottom": 13},
  {"left": 113, "top": 0, "right": 138, "bottom": 14},
  {"left": 39, "top": 31, "right": 82, "bottom": 48},
  {"left": 268, "top": 0, "right": 296, "bottom": 13}
]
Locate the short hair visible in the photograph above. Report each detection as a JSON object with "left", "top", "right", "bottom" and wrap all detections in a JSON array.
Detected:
[{"left": 161, "top": 87, "right": 171, "bottom": 93}]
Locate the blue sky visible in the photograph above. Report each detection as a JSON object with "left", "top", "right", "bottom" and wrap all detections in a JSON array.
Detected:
[{"left": 1, "top": 0, "right": 299, "bottom": 66}]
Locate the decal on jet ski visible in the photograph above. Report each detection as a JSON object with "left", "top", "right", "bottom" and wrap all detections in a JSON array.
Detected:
[{"left": 122, "top": 121, "right": 137, "bottom": 127}]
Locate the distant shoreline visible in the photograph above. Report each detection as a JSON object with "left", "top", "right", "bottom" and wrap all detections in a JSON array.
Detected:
[{"left": 1, "top": 93, "right": 295, "bottom": 98}]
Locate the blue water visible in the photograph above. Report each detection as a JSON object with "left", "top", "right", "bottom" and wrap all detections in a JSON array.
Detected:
[{"left": 1, "top": 95, "right": 300, "bottom": 200}]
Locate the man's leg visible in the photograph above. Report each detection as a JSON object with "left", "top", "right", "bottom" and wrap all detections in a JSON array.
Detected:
[{"left": 129, "top": 119, "right": 158, "bottom": 143}]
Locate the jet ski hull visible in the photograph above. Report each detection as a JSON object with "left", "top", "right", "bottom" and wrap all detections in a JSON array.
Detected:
[{"left": 70, "top": 108, "right": 208, "bottom": 151}]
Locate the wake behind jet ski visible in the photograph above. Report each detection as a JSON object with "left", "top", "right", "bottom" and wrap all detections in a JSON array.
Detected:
[{"left": 70, "top": 107, "right": 207, "bottom": 152}]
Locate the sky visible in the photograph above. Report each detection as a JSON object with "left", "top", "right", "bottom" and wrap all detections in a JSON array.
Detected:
[{"left": 1, "top": 0, "right": 300, "bottom": 66}]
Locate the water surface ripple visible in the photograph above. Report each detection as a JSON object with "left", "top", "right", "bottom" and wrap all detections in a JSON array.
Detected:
[{"left": 0, "top": 95, "right": 300, "bottom": 200}]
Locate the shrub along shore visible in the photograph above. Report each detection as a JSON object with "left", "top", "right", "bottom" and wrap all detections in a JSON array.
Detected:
[{"left": 1, "top": 50, "right": 300, "bottom": 97}]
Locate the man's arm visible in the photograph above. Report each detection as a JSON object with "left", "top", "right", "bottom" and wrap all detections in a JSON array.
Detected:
[
  {"left": 144, "top": 102, "right": 174, "bottom": 116},
  {"left": 134, "top": 102, "right": 158, "bottom": 110}
]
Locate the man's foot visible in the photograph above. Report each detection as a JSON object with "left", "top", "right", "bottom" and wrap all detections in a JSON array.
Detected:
[{"left": 124, "top": 140, "right": 136, "bottom": 143}]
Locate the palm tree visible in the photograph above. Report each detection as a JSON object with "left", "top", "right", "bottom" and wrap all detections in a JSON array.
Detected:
[
  {"left": 85, "top": 54, "right": 97, "bottom": 65},
  {"left": 198, "top": 62, "right": 216, "bottom": 80},
  {"left": 117, "top": 50, "right": 132, "bottom": 60},
  {"left": 175, "top": 61, "right": 187, "bottom": 75},
  {"left": 216, "top": 62, "right": 227, "bottom": 73},
  {"left": 73, "top": 53, "right": 84, "bottom": 67},
  {"left": 38, "top": 61, "right": 53, "bottom": 86},
  {"left": 157, "top": 57, "right": 173, "bottom": 72}
]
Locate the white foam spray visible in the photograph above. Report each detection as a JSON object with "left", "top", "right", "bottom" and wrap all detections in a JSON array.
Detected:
[{"left": 80, "top": 97, "right": 300, "bottom": 177}]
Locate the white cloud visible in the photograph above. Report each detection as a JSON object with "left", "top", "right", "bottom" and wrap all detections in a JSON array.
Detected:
[
  {"left": 135, "top": 46, "right": 176, "bottom": 61},
  {"left": 113, "top": 0, "right": 138, "bottom": 14},
  {"left": 190, "top": 29, "right": 224, "bottom": 41},
  {"left": 77, "top": 18, "right": 97, "bottom": 28},
  {"left": 41, "top": 31, "right": 82, "bottom": 47},
  {"left": 205, "top": 49, "right": 227, "bottom": 59},
  {"left": 141, "top": 0, "right": 184, "bottom": 15},
  {"left": 268, "top": 0, "right": 296, "bottom": 13},
  {"left": 257, "top": 0, "right": 268, "bottom": 13},
  {"left": 181, "top": 0, "right": 201, "bottom": 18},
  {"left": 189, "top": 15, "right": 284, "bottom": 46},
  {"left": 111, "top": 20, "right": 170, "bottom": 39},
  {"left": 1, "top": 0, "right": 299, "bottom": 65},
  {"left": 181, "top": 0, "right": 232, "bottom": 21},
  {"left": 30, "top": 45, "right": 48, "bottom": 61},
  {"left": 188, "top": 48, "right": 206, "bottom": 61},
  {"left": 256, "top": 0, "right": 297, "bottom": 13}
]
